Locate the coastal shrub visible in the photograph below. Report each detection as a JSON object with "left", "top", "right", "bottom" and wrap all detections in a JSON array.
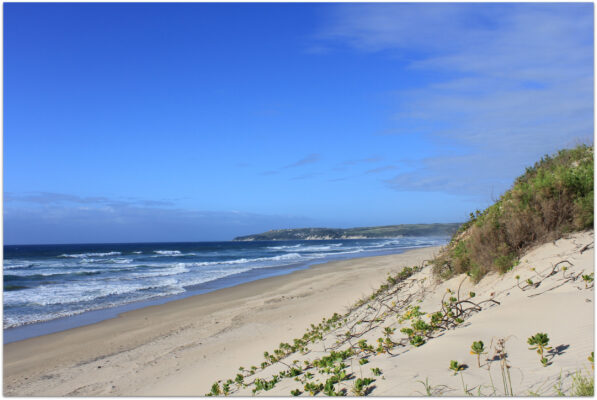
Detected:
[
  {"left": 527, "top": 332, "right": 552, "bottom": 367},
  {"left": 433, "top": 144, "right": 594, "bottom": 281}
]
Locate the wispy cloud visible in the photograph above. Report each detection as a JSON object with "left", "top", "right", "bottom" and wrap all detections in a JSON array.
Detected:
[
  {"left": 340, "top": 156, "right": 382, "bottom": 166},
  {"left": 5, "top": 192, "right": 176, "bottom": 208},
  {"left": 260, "top": 153, "right": 322, "bottom": 176},
  {"left": 316, "top": 3, "right": 593, "bottom": 198},
  {"left": 384, "top": 154, "right": 513, "bottom": 197},
  {"left": 291, "top": 172, "right": 321, "bottom": 181},
  {"left": 283, "top": 153, "right": 321, "bottom": 169},
  {"left": 327, "top": 177, "right": 348, "bottom": 182},
  {"left": 365, "top": 165, "right": 397, "bottom": 174},
  {"left": 4, "top": 192, "right": 313, "bottom": 244}
]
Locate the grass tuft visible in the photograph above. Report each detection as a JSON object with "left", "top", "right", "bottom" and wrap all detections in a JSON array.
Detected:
[{"left": 571, "top": 371, "right": 594, "bottom": 396}]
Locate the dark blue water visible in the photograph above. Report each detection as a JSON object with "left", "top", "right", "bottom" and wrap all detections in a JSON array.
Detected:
[{"left": 3, "top": 237, "right": 447, "bottom": 338}]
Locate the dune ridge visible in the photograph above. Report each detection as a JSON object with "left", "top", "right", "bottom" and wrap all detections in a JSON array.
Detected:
[{"left": 212, "top": 230, "right": 594, "bottom": 396}]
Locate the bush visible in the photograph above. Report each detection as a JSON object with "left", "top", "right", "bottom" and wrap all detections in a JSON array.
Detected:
[{"left": 433, "top": 145, "right": 593, "bottom": 282}]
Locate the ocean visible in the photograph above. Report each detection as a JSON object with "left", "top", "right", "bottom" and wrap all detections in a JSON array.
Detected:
[{"left": 3, "top": 237, "right": 447, "bottom": 341}]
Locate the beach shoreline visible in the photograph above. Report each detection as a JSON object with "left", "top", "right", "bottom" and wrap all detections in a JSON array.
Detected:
[
  {"left": 4, "top": 246, "right": 439, "bottom": 396},
  {"left": 3, "top": 243, "right": 440, "bottom": 344}
]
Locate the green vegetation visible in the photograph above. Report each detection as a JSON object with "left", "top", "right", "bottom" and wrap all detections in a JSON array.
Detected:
[
  {"left": 234, "top": 223, "right": 461, "bottom": 241},
  {"left": 351, "top": 378, "right": 374, "bottom": 396},
  {"left": 433, "top": 145, "right": 593, "bottom": 281},
  {"left": 449, "top": 360, "right": 466, "bottom": 375},
  {"left": 582, "top": 273, "right": 594, "bottom": 288},
  {"left": 470, "top": 340, "right": 486, "bottom": 368},
  {"left": 571, "top": 370, "right": 594, "bottom": 396},
  {"left": 527, "top": 333, "right": 552, "bottom": 367}
]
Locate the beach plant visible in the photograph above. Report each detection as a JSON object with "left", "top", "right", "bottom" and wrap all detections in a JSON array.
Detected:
[
  {"left": 417, "top": 378, "right": 434, "bottom": 396},
  {"left": 552, "top": 372, "right": 566, "bottom": 396},
  {"left": 323, "top": 376, "right": 347, "bottom": 396},
  {"left": 290, "top": 389, "right": 301, "bottom": 396},
  {"left": 410, "top": 335, "right": 425, "bottom": 347},
  {"left": 494, "top": 337, "right": 514, "bottom": 396},
  {"left": 449, "top": 360, "right": 466, "bottom": 375},
  {"left": 571, "top": 370, "right": 594, "bottom": 396},
  {"left": 582, "top": 273, "right": 594, "bottom": 288},
  {"left": 351, "top": 377, "right": 374, "bottom": 396},
  {"left": 449, "top": 360, "right": 469, "bottom": 395},
  {"left": 589, "top": 352, "right": 594, "bottom": 370},
  {"left": 207, "top": 382, "right": 221, "bottom": 397},
  {"left": 371, "top": 367, "right": 382, "bottom": 376},
  {"left": 527, "top": 333, "right": 552, "bottom": 367},
  {"left": 304, "top": 381, "right": 324, "bottom": 396},
  {"left": 359, "top": 358, "right": 369, "bottom": 365},
  {"left": 400, "top": 327, "right": 414, "bottom": 337},
  {"left": 222, "top": 381, "right": 231, "bottom": 396},
  {"left": 357, "top": 339, "right": 375, "bottom": 354},
  {"left": 252, "top": 375, "right": 280, "bottom": 394},
  {"left": 418, "top": 375, "right": 456, "bottom": 396},
  {"left": 383, "top": 326, "right": 395, "bottom": 335},
  {"left": 561, "top": 265, "right": 574, "bottom": 279},
  {"left": 470, "top": 340, "right": 487, "bottom": 368}
]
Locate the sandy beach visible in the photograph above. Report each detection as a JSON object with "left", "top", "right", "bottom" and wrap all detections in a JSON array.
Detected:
[{"left": 4, "top": 246, "right": 438, "bottom": 396}]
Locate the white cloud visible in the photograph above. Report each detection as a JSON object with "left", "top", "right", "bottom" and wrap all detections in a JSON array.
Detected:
[{"left": 316, "top": 3, "right": 593, "bottom": 198}]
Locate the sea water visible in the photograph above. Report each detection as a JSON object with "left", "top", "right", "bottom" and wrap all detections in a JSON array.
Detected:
[{"left": 3, "top": 237, "right": 447, "bottom": 339}]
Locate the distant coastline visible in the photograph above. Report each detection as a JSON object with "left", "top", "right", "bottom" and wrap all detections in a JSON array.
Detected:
[{"left": 234, "top": 223, "right": 461, "bottom": 241}]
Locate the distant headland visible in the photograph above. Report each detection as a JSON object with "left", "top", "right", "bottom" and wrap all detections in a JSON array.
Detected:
[{"left": 233, "top": 223, "right": 461, "bottom": 241}]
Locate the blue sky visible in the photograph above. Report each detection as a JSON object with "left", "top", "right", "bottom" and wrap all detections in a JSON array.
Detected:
[{"left": 4, "top": 3, "right": 594, "bottom": 244}]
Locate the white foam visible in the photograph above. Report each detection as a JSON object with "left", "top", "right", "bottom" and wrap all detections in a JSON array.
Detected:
[
  {"left": 129, "top": 264, "right": 190, "bottom": 279},
  {"left": 3, "top": 285, "right": 187, "bottom": 328},
  {"left": 3, "top": 275, "right": 190, "bottom": 308},
  {"left": 267, "top": 243, "right": 343, "bottom": 252},
  {"left": 153, "top": 250, "right": 182, "bottom": 256},
  {"left": 58, "top": 251, "right": 122, "bottom": 258},
  {"left": 3, "top": 261, "right": 36, "bottom": 270},
  {"left": 267, "top": 244, "right": 301, "bottom": 250},
  {"left": 183, "top": 252, "right": 304, "bottom": 268},
  {"left": 81, "top": 257, "right": 132, "bottom": 264},
  {"left": 5, "top": 268, "right": 103, "bottom": 277}
]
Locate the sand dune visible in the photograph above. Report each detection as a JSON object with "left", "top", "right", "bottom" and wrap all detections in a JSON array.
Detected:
[{"left": 230, "top": 230, "right": 594, "bottom": 397}]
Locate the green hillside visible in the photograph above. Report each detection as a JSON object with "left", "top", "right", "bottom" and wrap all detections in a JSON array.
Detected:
[
  {"left": 433, "top": 144, "right": 594, "bottom": 282},
  {"left": 234, "top": 223, "right": 461, "bottom": 241}
]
